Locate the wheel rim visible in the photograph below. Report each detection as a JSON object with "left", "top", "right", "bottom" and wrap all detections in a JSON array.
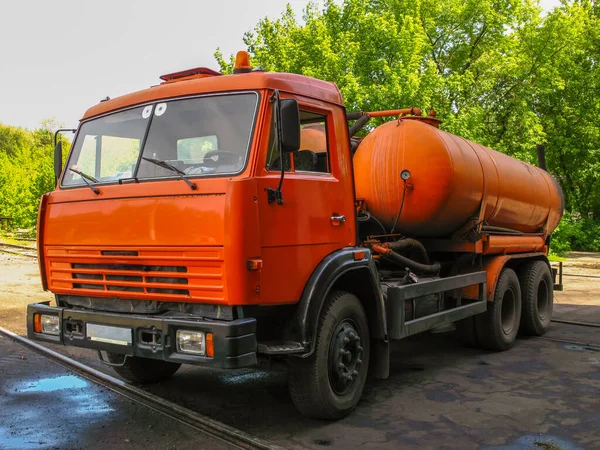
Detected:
[
  {"left": 501, "top": 288, "right": 516, "bottom": 335},
  {"left": 537, "top": 279, "right": 550, "bottom": 320},
  {"left": 328, "top": 319, "right": 364, "bottom": 396}
]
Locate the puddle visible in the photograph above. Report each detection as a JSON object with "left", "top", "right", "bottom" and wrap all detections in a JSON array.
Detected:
[
  {"left": 484, "top": 434, "right": 583, "bottom": 450},
  {"left": 16, "top": 375, "right": 88, "bottom": 393},
  {"left": 2, "top": 374, "right": 115, "bottom": 449},
  {"left": 218, "top": 370, "right": 270, "bottom": 386},
  {"left": 0, "top": 426, "right": 57, "bottom": 449}
]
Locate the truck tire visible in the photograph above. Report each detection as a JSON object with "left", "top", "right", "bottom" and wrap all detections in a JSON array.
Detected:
[
  {"left": 288, "top": 291, "right": 370, "bottom": 420},
  {"left": 476, "top": 268, "right": 522, "bottom": 351},
  {"left": 455, "top": 316, "right": 479, "bottom": 348},
  {"left": 107, "top": 353, "right": 181, "bottom": 383},
  {"left": 519, "top": 260, "right": 553, "bottom": 336}
]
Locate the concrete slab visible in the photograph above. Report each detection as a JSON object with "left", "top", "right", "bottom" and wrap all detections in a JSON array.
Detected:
[{"left": 0, "top": 335, "right": 235, "bottom": 450}]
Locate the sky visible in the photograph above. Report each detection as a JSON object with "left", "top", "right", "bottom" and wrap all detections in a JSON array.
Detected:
[{"left": 0, "top": 0, "right": 561, "bottom": 130}]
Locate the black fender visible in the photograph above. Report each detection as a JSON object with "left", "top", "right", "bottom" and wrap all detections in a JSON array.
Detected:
[{"left": 285, "top": 247, "right": 387, "bottom": 359}]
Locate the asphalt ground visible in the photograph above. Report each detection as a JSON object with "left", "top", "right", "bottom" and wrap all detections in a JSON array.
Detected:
[
  {"left": 0, "top": 334, "right": 236, "bottom": 450},
  {"left": 5, "top": 318, "right": 596, "bottom": 450}
]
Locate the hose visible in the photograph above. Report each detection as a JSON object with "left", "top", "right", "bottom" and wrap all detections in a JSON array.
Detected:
[
  {"left": 386, "top": 238, "right": 430, "bottom": 264},
  {"left": 481, "top": 226, "right": 524, "bottom": 235},
  {"left": 372, "top": 244, "right": 440, "bottom": 276},
  {"left": 390, "top": 179, "right": 408, "bottom": 234},
  {"left": 357, "top": 211, "right": 386, "bottom": 235}
]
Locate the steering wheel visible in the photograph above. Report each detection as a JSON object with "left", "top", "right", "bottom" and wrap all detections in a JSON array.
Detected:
[{"left": 202, "top": 150, "right": 239, "bottom": 166}]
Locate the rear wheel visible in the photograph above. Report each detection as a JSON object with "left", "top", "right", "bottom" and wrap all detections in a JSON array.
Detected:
[
  {"left": 519, "top": 260, "right": 554, "bottom": 336},
  {"left": 288, "top": 291, "right": 370, "bottom": 420},
  {"left": 107, "top": 353, "right": 181, "bottom": 383},
  {"left": 476, "top": 268, "right": 522, "bottom": 351}
]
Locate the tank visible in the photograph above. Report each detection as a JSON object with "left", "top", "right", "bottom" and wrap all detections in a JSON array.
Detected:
[{"left": 353, "top": 118, "right": 564, "bottom": 238}]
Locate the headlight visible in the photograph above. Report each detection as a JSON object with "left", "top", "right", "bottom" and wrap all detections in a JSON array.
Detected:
[
  {"left": 35, "top": 314, "right": 60, "bottom": 335},
  {"left": 176, "top": 330, "right": 205, "bottom": 355}
]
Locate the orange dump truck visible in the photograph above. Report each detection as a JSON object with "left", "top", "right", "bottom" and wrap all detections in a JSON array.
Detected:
[{"left": 28, "top": 52, "right": 563, "bottom": 419}]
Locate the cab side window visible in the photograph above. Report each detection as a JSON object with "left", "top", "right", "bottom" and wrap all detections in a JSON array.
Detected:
[{"left": 266, "top": 108, "right": 330, "bottom": 174}]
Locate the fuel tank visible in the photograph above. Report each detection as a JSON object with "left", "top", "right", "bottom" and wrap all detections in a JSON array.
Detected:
[{"left": 353, "top": 118, "right": 563, "bottom": 238}]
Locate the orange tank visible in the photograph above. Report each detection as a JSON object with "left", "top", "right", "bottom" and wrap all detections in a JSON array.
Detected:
[{"left": 353, "top": 118, "right": 563, "bottom": 238}]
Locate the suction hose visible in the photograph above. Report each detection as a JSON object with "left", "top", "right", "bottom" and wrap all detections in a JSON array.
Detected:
[
  {"left": 386, "top": 238, "right": 430, "bottom": 264},
  {"left": 372, "top": 244, "right": 440, "bottom": 276}
]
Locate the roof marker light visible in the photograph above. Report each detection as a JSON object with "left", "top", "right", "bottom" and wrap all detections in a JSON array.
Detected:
[{"left": 233, "top": 51, "right": 252, "bottom": 74}]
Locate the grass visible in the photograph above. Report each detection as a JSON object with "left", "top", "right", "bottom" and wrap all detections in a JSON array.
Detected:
[
  {"left": 0, "top": 230, "right": 36, "bottom": 248},
  {"left": 548, "top": 252, "right": 567, "bottom": 262}
]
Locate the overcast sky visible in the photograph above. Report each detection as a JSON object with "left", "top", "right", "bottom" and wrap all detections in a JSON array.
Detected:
[{"left": 0, "top": 0, "right": 561, "bottom": 130}]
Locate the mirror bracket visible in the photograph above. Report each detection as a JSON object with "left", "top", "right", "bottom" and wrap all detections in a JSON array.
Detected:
[{"left": 266, "top": 187, "right": 283, "bottom": 205}]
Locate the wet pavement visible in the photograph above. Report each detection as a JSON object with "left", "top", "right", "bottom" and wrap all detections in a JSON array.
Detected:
[
  {"left": 0, "top": 335, "right": 235, "bottom": 450},
  {"left": 22, "top": 319, "right": 599, "bottom": 450},
  {"left": 1, "top": 311, "right": 599, "bottom": 449}
]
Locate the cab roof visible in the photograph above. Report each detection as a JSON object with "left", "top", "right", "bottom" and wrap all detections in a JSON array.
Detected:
[{"left": 81, "top": 71, "right": 344, "bottom": 121}]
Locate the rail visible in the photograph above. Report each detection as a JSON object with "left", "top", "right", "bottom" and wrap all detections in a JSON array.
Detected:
[{"left": 0, "top": 242, "right": 37, "bottom": 258}]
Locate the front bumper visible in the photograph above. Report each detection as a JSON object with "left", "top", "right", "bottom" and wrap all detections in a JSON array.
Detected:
[{"left": 27, "top": 302, "right": 257, "bottom": 369}]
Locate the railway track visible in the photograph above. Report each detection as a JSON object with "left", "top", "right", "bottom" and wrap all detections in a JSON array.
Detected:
[
  {"left": 0, "top": 326, "right": 287, "bottom": 450},
  {"left": 0, "top": 242, "right": 37, "bottom": 258}
]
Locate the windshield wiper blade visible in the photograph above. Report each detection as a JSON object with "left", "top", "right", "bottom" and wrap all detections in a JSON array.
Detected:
[
  {"left": 69, "top": 168, "right": 100, "bottom": 195},
  {"left": 141, "top": 157, "right": 197, "bottom": 190}
]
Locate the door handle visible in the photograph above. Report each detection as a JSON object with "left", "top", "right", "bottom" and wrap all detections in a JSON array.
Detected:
[{"left": 331, "top": 214, "right": 346, "bottom": 225}]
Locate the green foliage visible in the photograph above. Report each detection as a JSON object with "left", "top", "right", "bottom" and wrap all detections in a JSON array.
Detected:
[
  {"left": 551, "top": 212, "right": 600, "bottom": 255},
  {"left": 0, "top": 120, "right": 68, "bottom": 229}
]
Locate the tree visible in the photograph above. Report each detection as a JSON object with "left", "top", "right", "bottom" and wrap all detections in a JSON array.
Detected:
[{"left": 0, "top": 120, "right": 69, "bottom": 228}]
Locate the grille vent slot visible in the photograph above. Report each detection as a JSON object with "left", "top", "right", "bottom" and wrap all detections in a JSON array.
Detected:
[{"left": 71, "top": 263, "right": 189, "bottom": 296}]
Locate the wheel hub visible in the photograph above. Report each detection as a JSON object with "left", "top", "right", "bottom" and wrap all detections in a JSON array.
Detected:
[{"left": 328, "top": 320, "right": 363, "bottom": 395}]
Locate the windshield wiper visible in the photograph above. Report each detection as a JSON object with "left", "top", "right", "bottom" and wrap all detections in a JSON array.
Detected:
[
  {"left": 141, "top": 157, "right": 197, "bottom": 190},
  {"left": 69, "top": 168, "right": 100, "bottom": 195}
]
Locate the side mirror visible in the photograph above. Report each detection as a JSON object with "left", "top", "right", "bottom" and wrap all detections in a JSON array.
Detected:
[
  {"left": 280, "top": 99, "right": 300, "bottom": 153},
  {"left": 54, "top": 141, "right": 63, "bottom": 182}
]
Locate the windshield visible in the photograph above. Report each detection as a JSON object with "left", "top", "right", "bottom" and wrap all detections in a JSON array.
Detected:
[{"left": 62, "top": 92, "right": 259, "bottom": 187}]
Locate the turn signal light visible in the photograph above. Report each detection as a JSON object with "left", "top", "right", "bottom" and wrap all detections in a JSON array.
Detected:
[
  {"left": 206, "top": 333, "right": 214, "bottom": 357},
  {"left": 34, "top": 314, "right": 42, "bottom": 333}
]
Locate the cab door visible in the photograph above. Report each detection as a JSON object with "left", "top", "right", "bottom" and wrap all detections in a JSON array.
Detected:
[{"left": 255, "top": 98, "right": 356, "bottom": 304}]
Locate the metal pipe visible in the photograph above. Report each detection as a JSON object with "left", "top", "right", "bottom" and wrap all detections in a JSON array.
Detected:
[
  {"left": 346, "top": 112, "right": 363, "bottom": 120},
  {"left": 372, "top": 244, "right": 440, "bottom": 275},
  {"left": 366, "top": 107, "right": 422, "bottom": 118},
  {"left": 349, "top": 114, "right": 371, "bottom": 137}
]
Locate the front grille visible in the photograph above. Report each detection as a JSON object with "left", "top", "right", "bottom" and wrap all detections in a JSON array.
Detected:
[
  {"left": 45, "top": 246, "right": 225, "bottom": 302},
  {"left": 71, "top": 263, "right": 189, "bottom": 295}
]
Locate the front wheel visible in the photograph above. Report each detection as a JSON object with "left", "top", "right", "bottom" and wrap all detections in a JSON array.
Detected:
[
  {"left": 288, "top": 291, "right": 370, "bottom": 420},
  {"left": 107, "top": 353, "right": 181, "bottom": 383}
]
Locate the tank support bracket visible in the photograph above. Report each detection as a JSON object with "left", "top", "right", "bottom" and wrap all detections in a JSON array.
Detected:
[{"left": 386, "top": 271, "right": 487, "bottom": 339}]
